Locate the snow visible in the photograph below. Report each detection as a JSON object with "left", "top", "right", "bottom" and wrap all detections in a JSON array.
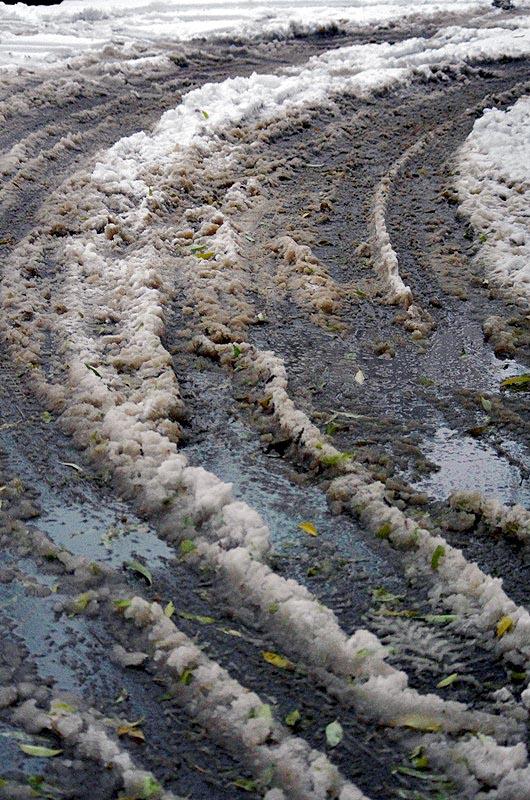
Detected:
[
  {"left": 0, "top": 0, "right": 525, "bottom": 71},
  {"left": 87, "top": 19, "right": 530, "bottom": 226},
  {"left": 457, "top": 97, "right": 530, "bottom": 306}
]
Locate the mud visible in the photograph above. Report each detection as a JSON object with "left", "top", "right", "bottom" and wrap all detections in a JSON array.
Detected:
[{"left": 1, "top": 22, "right": 530, "bottom": 800}]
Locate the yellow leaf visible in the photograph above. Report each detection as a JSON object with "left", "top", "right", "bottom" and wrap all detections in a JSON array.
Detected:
[
  {"left": 390, "top": 714, "right": 442, "bottom": 733},
  {"left": 117, "top": 720, "right": 146, "bottom": 742},
  {"left": 261, "top": 650, "right": 295, "bottom": 671},
  {"left": 496, "top": 616, "right": 514, "bottom": 638},
  {"left": 298, "top": 521, "right": 318, "bottom": 537}
]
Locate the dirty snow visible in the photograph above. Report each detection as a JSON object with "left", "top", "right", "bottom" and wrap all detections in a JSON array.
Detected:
[
  {"left": 0, "top": 0, "right": 526, "bottom": 71},
  {"left": 457, "top": 96, "right": 530, "bottom": 306}
]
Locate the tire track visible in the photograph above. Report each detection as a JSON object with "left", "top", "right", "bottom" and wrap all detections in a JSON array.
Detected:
[{"left": 1, "top": 21, "right": 530, "bottom": 800}]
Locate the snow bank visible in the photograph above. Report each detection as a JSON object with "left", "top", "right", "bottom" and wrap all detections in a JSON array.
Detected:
[{"left": 456, "top": 96, "right": 530, "bottom": 307}]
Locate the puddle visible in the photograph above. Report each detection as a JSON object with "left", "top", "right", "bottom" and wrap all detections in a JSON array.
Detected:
[
  {"left": 0, "top": 426, "right": 174, "bottom": 570},
  {"left": 183, "top": 408, "right": 384, "bottom": 570},
  {"left": 415, "top": 425, "right": 530, "bottom": 507}
]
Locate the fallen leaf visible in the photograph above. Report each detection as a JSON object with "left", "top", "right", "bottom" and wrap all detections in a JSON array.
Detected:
[
  {"left": 261, "top": 651, "right": 295, "bottom": 671},
  {"left": 355, "top": 369, "right": 365, "bottom": 385},
  {"left": 60, "top": 461, "right": 83, "bottom": 473},
  {"left": 394, "top": 766, "right": 446, "bottom": 781},
  {"left": 179, "top": 669, "right": 194, "bottom": 685},
  {"left": 480, "top": 396, "right": 492, "bottom": 412},
  {"left": 19, "top": 744, "right": 63, "bottom": 758},
  {"left": 114, "top": 688, "right": 129, "bottom": 704},
  {"left": 164, "top": 601, "right": 175, "bottom": 618},
  {"left": 138, "top": 775, "right": 162, "bottom": 799},
  {"left": 391, "top": 714, "right": 442, "bottom": 733},
  {"left": 372, "top": 587, "right": 404, "bottom": 604},
  {"left": 84, "top": 363, "right": 102, "bottom": 378},
  {"left": 71, "top": 592, "right": 91, "bottom": 614},
  {"left": 50, "top": 700, "right": 76, "bottom": 715},
  {"left": 218, "top": 627, "right": 243, "bottom": 638},
  {"left": 424, "top": 614, "right": 457, "bottom": 625},
  {"left": 252, "top": 704, "right": 272, "bottom": 721},
  {"left": 497, "top": 616, "right": 514, "bottom": 638},
  {"left": 298, "top": 521, "right": 318, "bottom": 537},
  {"left": 431, "top": 545, "right": 445, "bottom": 571},
  {"left": 500, "top": 374, "right": 530, "bottom": 392},
  {"left": 179, "top": 611, "right": 215, "bottom": 625},
  {"left": 113, "top": 599, "right": 132, "bottom": 610},
  {"left": 436, "top": 673, "right": 459, "bottom": 689},
  {"left": 179, "top": 539, "right": 197, "bottom": 556},
  {"left": 325, "top": 720, "right": 343, "bottom": 748},
  {"left": 233, "top": 778, "right": 257, "bottom": 792},
  {"left": 117, "top": 720, "right": 145, "bottom": 743},
  {"left": 126, "top": 560, "right": 153, "bottom": 586},
  {"left": 285, "top": 709, "right": 301, "bottom": 727}
]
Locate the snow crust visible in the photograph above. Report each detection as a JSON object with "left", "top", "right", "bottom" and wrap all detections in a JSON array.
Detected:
[{"left": 457, "top": 96, "right": 530, "bottom": 306}]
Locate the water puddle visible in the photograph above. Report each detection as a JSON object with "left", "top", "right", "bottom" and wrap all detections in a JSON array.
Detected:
[
  {"left": 415, "top": 425, "right": 530, "bottom": 507},
  {"left": 0, "top": 427, "right": 174, "bottom": 570},
  {"left": 183, "top": 409, "right": 386, "bottom": 571}
]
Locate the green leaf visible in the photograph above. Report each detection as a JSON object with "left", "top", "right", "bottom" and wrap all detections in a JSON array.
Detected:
[
  {"left": 424, "top": 614, "right": 457, "bottom": 625},
  {"left": 436, "top": 673, "right": 459, "bottom": 689},
  {"left": 178, "top": 611, "right": 215, "bottom": 624},
  {"left": 179, "top": 669, "right": 194, "bottom": 686},
  {"left": 84, "top": 363, "right": 102, "bottom": 378},
  {"left": 252, "top": 704, "right": 272, "bottom": 721},
  {"left": 113, "top": 599, "right": 132, "bottom": 610},
  {"left": 232, "top": 344, "right": 242, "bottom": 359},
  {"left": 233, "top": 778, "right": 257, "bottom": 792},
  {"left": 372, "top": 587, "right": 404, "bottom": 604},
  {"left": 126, "top": 560, "right": 153, "bottom": 586},
  {"left": 431, "top": 545, "right": 445, "bottom": 571},
  {"left": 195, "top": 251, "right": 215, "bottom": 260},
  {"left": 41, "top": 411, "right": 53, "bottom": 424},
  {"left": 480, "top": 396, "right": 492, "bottom": 413},
  {"left": 71, "top": 592, "right": 91, "bottom": 614},
  {"left": 201, "top": 110, "right": 209, "bottom": 119},
  {"left": 179, "top": 539, "right": 197, "bottom": 556},
  {"left": 50, "top": 700, "right": 76, "bottom": 714},
  {"left": 394, "top": 766, "right": 448, "bottom": 782},
  {"left": 285, "top": 709, "right": 301, "bottom": 727},
  {"left": 19, "top": 744, "right": 63, "bottom": 758},
  {"left": 325, "top": 720, "right": 343, "bottom": 748},
  {"left": 139, "top": 775, "right": 162, "bottom": 799},
  {"left": 164, "top": 601, "right": 175, "bottom": 618}
]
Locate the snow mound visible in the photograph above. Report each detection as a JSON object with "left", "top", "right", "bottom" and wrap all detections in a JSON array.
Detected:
[{"left": 457, "top": 96, "right": 530, "bottom": 307}]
